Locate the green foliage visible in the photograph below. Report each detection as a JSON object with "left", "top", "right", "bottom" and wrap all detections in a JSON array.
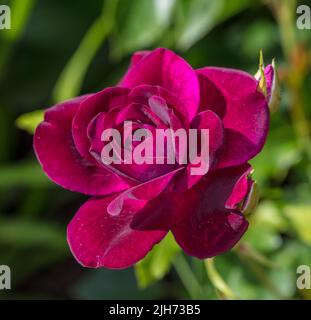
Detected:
[
  {"left": 175, "top": 0, "right": 254, "bottom": 50},
  {"left": 73, "top": 268, "right": 162, "bottom": 300},
  {"left": 52, "top": 0, "right": 119, "bottom": 102},
  {"left": 285, "top": 205, "right": 311, "bottom": 245},
  {"left": 0, "top": 219, "right": 67, "bottom": 250},
  {"left": 3, "top": 0, "right": 36, "bottom": 42},
  {"left": 0, "top": 162, "right": 50, "bottom": 188},
  {"left": 0, "top": 0, "right": 310, "bottom": 299},
  {"left": 16, "top": 110, "right": 44, "bottom": 134},
  {"left": 135, "top": 232, "right": 180, "bottom": 289},
  {"left": 111, "top": 0, "right": 176, "bottom": 59}
]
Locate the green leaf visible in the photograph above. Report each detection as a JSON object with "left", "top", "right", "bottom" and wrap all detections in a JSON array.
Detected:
[
  {"left": 242, "top": 20, "right": 279, "bottom": 59},
  {"left": 135, "top": 232, "right": 180, "bottom": 289},
  {"left": 250, "top": 120, "right": 302, "bottom": 186},
  {"left": 52, "top": 0, "right": 119, "bottom": 102},
  {"left": 2, "top": 0, "right": 35, "bottom": 42},
  {"left": 236, "top": 202, "right": 286, "bottom": 269},
  {"left": 0, "top": 218, "right": 68, "bottom": 287},
  {"left": 73, "top": 268, "right": 162, "bottom": 300},
  {"left": 243, "top": 202, "right": 285, "bottom": 252},
  {"left": 0, "top": 0, "right": 36, "bottom": 76},
  {"left": 176, "top": 0, "right": 253, "bottom": 50},
  {"left": 16, "top": 110, "right": 44, "bottom": 134},
  {"left": 218, "top": 0, "right": 255, "bottom": 21},
  {"left": 0, "top": 218, "right": 67, "bottom": 251},
  {"left": 111, "top": 0, "right": 176, "bottom": 59},
  {"left": 251, "top": 201, "right": 288, "bottom": 233},
  {"left": 284, "top": 204, "right": 311, "bottom": 245},
  {"left": 176, "top": 0, "right": 222, "bottom": 50},
  {"left": 0, "top": 162, "right": 50, "bottom": 188}
]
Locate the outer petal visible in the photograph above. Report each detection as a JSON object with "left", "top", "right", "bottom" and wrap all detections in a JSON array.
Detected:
[
  {"left": 171, "top": 165, "right": 250, "bottom": 259},
  {"left": 130, "top": 50, "right": 151, "bottom": 66},
  {"left": 120, "top": 48, "right": 200, "bottom": 121},
  {"left": 34, "top": 97, "right": 131, "bottom": 196},
  {"left": 67, "top": 195, "right": 168, "bottom": 269},
  {"left": 226, "top": 166, "right": 253, "bottom": 209},
  {"left": 197, "top": 67, "right": 269, "bottom": 168}
]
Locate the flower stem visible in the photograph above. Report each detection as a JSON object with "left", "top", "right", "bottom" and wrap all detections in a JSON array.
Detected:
[
  {"left": 204, "top": 258, "right": 237, "bottom": 300},
  {"left": 173, "top": 254, "right": 203, "bottom": 299}
]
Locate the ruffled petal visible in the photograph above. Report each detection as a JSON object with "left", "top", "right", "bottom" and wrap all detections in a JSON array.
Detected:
[
  {"left": 72, "top": 87, "right": 130, "bottom": 158},
  {"left": 173, "top": 110, "right": 224, "bottom": 192},
  {"left": 129, "top": 85, "right": 190, "bottom": 125},
  {"left": 130, "top": 50, "right": 151, "bottom": 66},
  {"left": 171, "top": 165, "right": 250, "bottom": 259},
  {"left": 120, "top": 48, "right": 200, "bottom": 121},
  {"left": 197, "top": 67, "right": 269, "bottom": 168},
  {"left": 34, "top": 96, "right": 131, "bottom": 196}
]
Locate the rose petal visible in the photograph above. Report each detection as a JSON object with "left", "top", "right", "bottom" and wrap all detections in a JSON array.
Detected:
[
  {"left": 72, "top": 87, "right": 130, "bottom": 158},
  {"left": 67, "top": 195, "right": 168, "bottom": 269},
  {"left": 171, "top": 165, "right": 250, "bottom": 259},
  {"left": 130, "top": 50, "right": 151, "bottom": 66},
  {"left": 120, "top": 48, "right": 200, "bottom": 121},
  {"left": 226, "top": 166, "right": 253, "bottom": 209},
  {"left": 129, "top": 85, "right": 190, "bottom": 125},
  {"left": 173, "top": 110, "right": 224, "bottom": 192},
  {"left": 107, "top": 167, "right": 183, "bottom": 216},
  {"left": 197, "top": 67, "right": 269, "bottom": 168},
  {"left": 87, "top": 109, "right": 178, "bottom": 182},
  {"left": 34, "top": 96, "right": 131, "bottom": 196}
]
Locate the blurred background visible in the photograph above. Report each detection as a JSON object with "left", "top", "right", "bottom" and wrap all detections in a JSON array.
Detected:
[{"left": 0, "top": 0, "right": 311, "bottom": 299}]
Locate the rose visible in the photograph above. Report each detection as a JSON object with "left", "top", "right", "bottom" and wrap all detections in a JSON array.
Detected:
[{"left": 34, "top": 48, "right": 271, "bottom": 269}]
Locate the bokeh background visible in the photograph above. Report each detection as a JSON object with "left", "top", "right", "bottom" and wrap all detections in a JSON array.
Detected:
[{"left": 0, "top": 0, "right": 311, "bottom": 300}]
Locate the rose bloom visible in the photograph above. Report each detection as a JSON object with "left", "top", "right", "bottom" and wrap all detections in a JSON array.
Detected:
[{"left": 34, "top": 48, "right": 271, "bottom": 269}]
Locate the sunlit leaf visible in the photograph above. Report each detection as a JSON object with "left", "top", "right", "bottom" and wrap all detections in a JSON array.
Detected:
[
  {"left": 16, "top": 110, "right": 44, "bottom": 134},
  {"left": 0, "top": 219, "right": 67, "bottom": 250},
  {"left": 176, "top": 0, "right": 222, "bottom": 50},
  {"left": 251, "top": 201, "right": 288, "bottom": 233},
  {"left": 135, "top": 232, "right": 180, "bottom": 289},
  {"left": 244, "top": 224, "right": 282, "bottom": 253},
  {"left": 0, "top": 0, "right": 36, "bottom": 75},
  {"left": 52, "top": 0, "right": 119, "bottom": 102},
  {"left": 284, "top": 204, "right": 311, "bottom": 245},
  {"left": 0, "top": 162, "right": 50, "bottom": 188},
  {"left": 111, "top": 0, "right": 176, "bottom": 59},
  {"left": 3, "top": 0, "right": 36, "bottom": 41},
  {"left": 176, "top": 0, "right": 253, "bottom": 50},
  {"left": 250, "top": 120, "right": 302, "bottom": 186}
]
